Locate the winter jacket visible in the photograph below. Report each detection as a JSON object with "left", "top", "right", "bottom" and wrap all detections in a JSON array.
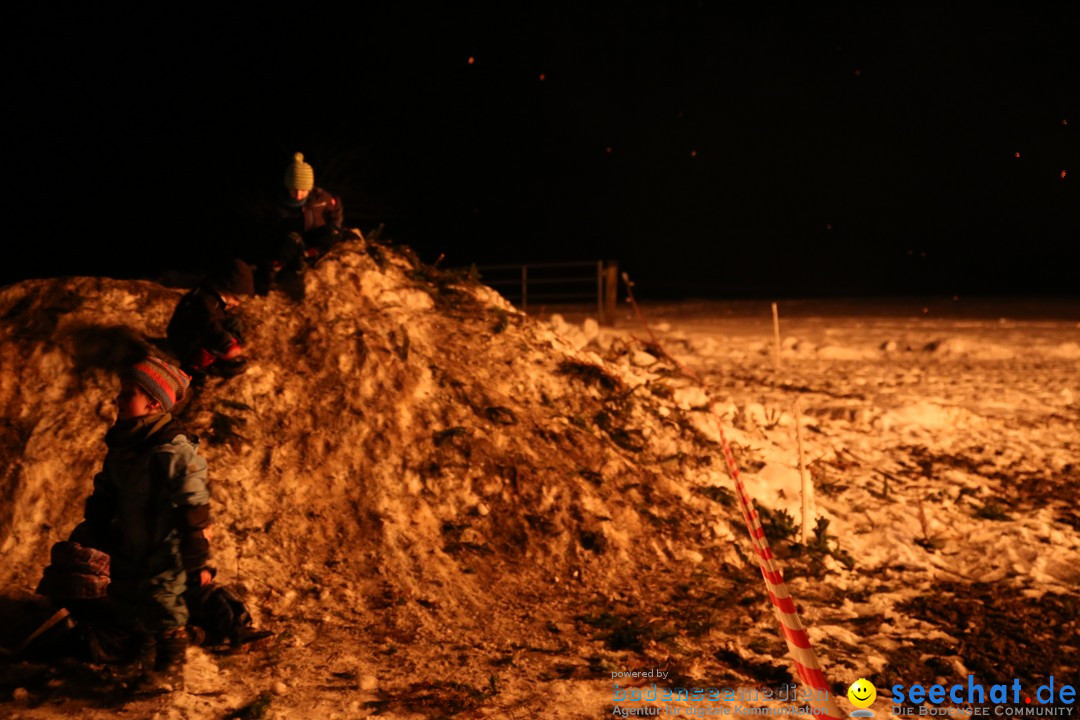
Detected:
[
  {"left": 267, "top": 186, "right": 345, "bottom": 265},
  {"left": 167, "top": 285, "right": 242, "bottom": 370},
  {"left": 81, "top": 414, "right": 211, "bottom": 581},
  {"left": 276, "top": 186, "right": 343, "bottom": 238}
]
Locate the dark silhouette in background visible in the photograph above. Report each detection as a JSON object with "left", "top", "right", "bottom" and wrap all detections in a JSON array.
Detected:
[{"left": 3, "top": 4, "right": 1077, "bottom": 298}]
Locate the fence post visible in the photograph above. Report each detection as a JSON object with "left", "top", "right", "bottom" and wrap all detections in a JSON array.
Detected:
[
  {"left": 794, "top": 399, "right": 812, "bottom": 545},
  {"left": 596, "top": 261, "right": 604, "bottom": 322},
  {"left": 771, "top": 301, "right": 781, "bottom": 372},
  {"left": 521, "top": 265, "right": 528, "bottom": 313},
  {"left": 602, "top": 261, "right": 618, "bottom": 326}
]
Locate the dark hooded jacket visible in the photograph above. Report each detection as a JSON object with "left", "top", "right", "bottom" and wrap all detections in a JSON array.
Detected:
[
  {"left": 167, "top": 261, "right": 251, "bottom": 368},
  {"left": 264, "top": 186, "right": 345, "bottom": 272},
  {"left": 167, "top": 285, "right": 240, "bottom": 367},
  {"left": 274, "top": 186, "right": 343, "bottom": 244}
]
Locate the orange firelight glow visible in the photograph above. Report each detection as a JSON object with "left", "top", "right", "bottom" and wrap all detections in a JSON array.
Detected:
[
  {"left": 689, "top": 150, "right": 697, "bottom": 157},
  {"left": 1062, "top": 170, "right": 1068, "bottom": 179},
  {"left": 467, "top": 56, "right": 475, "bottom": 65},
  {"left": 539, "top": 73, "right": 545, "bottom": 81},
  {"left": 1014, "top": 152, "right": 1021, "bottom": 158}
]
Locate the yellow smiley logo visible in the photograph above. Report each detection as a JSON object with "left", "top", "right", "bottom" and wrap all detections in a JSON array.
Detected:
[{"left": 847, "top": 678, "right": 877, "bottom": 708}]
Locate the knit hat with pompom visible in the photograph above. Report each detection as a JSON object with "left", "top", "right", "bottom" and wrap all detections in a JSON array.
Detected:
[{"left": 283, "top": 152, "right": 315, "bottom": 191}]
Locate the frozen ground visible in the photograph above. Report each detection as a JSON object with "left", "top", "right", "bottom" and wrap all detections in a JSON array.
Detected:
[
  {"left": 553, "top": 296, "right": 1079, "bottom": 695},
  {"left": 0, "top": 246, "right": 1076, "bottom": 718}
]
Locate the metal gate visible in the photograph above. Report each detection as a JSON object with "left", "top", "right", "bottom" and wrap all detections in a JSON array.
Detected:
[{"left": 473, "top": 260, "right": 619, "bottom": 325}]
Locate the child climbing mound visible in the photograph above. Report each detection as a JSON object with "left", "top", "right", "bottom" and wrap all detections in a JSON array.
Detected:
[
  {"left": 167, "top": 258, "right": 255, "bottom": 382},
  {"left": 75, "top": 357, "right": 212, "bottom": 686}
]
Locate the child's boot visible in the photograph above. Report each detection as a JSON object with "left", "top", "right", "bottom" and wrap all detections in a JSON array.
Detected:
[{"left": 153, "top": 628, "right": 187, "bottom": 690}]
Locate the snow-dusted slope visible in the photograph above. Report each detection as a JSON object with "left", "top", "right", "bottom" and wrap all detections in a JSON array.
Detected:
[
  {"left": 0, "top": 240, "right": 757, "bottom": 718},
  {"left": 0, "top": 243, "right": 1076, "bottom": 718}
]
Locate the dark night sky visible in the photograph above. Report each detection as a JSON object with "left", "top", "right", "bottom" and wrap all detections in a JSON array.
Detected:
[{"left": 3, "top": 3, "right": 1077, "bottom": 297}]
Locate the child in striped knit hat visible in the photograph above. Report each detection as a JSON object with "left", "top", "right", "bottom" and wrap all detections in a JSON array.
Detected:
[{"left": 72, "top": 356, "right": 212, "bottom": 686}]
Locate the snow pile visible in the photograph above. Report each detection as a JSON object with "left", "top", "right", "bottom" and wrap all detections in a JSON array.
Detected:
[
  {"left": 922, "top": 336, "right": 1016, "bottom": 360},
  {"left": 2, "top": 261, "right": 1077, "bottom": 717},
  {"left": 0, "top": 239, "right": 791, "bottom": 718},
  {"left": 1048, "top": 341, "right": 1080, "bottom": 359},
  {"left": 815, "top": 345, "right": 879, "bottom": 360},
  {"left": 546, "top": 313, "right": 601, "bottom": 351},
  {"left": 875, "top": 401, "right": 984, "bottom": 434},
  {"left": 0, "top": 241, "right": 761, "bottom": 599}
]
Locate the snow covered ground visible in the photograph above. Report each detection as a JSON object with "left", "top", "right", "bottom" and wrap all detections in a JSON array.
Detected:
[
  {"left": 0, "top": 244, "right": 1076, "bottom": 718},
  {"left": 552, "top": 297, "right": 1079, "bottom": 702}
]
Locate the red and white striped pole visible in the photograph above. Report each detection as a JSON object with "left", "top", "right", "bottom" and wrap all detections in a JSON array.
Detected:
[{"left": 620, "top": 273, "right": 844, "bottom": 719}]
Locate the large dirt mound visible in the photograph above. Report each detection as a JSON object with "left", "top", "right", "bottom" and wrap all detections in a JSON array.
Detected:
[
  {"left": 4, "top": 245, "right": 1077, "bottom": 718},
  {"left": 0, "top": 239, "right": 765, "bottom": 717}
]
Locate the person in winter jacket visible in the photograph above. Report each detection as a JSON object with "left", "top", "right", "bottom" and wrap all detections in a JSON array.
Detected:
[
  {"left": 167, "top": 258, "right": 254, "bottom": 381},
  {"left": 69, "top": 357, "right": 211, "bottom": 682},
  {"left": 257, "top": 152, "right": 347, "bottom": 295}
]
